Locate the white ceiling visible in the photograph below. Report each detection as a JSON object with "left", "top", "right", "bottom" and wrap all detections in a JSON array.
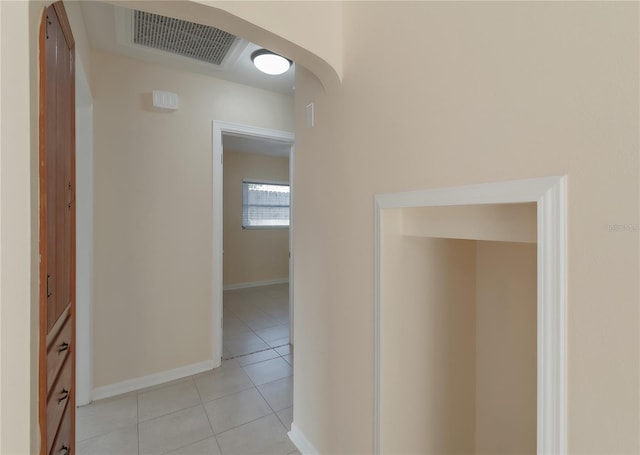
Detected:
[
  {"left": 80, "top": 1, "right": 295, "bottom": 95},
  {"left": 223, "top": 134, "right": 291, "bottom": 158}
]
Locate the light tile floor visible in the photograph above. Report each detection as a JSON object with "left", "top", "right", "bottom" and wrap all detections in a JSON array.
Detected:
[
  {"left": 223, "top": 284, "right": 290, "bottom": 359},
  {"left": 77, "top": 284, "right": 297, "bottom": 455}
]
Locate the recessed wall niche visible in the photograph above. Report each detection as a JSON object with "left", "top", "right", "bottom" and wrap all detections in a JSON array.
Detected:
[{"left": 378, "top": 203, "right": 537, "bottom": 455}]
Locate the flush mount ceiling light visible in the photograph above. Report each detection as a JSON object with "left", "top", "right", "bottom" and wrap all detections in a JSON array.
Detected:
[{"left": 251, "top": 49, "right": 292, "bottom": 75}]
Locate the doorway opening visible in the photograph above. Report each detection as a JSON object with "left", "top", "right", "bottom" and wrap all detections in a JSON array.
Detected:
[
  {"left": 374, "top": 176, "right": 567, "bottom": 455},
  {"left": 212, "top": 122, "right": 295, "bottom": 367},
  {"left": 220, "top": 133, "right": 293, "bottom": 361}
]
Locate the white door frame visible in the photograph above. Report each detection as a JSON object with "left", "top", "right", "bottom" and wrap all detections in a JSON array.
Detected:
[
  {"left": 212, "top": 121, "right": 295, "bottom": 366},
  {"left": 374, "top": 176, "right": 567, "bottom": 455}
]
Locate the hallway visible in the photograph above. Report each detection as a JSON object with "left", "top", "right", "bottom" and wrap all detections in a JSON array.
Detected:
[{"left": 76, "top": 285, "right": 297, "bottom": 454}]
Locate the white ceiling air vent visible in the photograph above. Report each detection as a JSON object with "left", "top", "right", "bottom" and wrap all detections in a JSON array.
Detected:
[{"left": 133, "top": 10, "right": 237, "bottom": 66}]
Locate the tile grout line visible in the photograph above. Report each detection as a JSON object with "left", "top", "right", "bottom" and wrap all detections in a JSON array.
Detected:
[
  {"left": 200, "top": 383, "right": 278, "bottom": 437},
  {"left": 240, "top": 356, "right": 293, "bottom": 432},
  {"left": 75, "top": 421, "right": 140, "bottom": 445},
  {"left": 223, "top": 343, "right": 289, "bottom": 362},
  {"left": 190, "top": 384, "right": 223, "bottom": 455},
  {"left": 137, "top": 402, "right": 203, "bottom": 425},
  {"left": 213, "top": 412, "right": 280, "bottom": 439},
  {"left": 196, "top": 366, "right": 293, "bottom": 406},
  {"left": 137, "top": 378, "right": 202, "bottom": 424},
  {"left": 190, "top": 371, "right": 225, "bottom": 455},
  {"left": 162, "top": 434, "right": 220, "bottom": 455},
  {"left": 253, "top": 381, "right": 290, "bottom": 432},
  {"left": 139, "top": 403, "right": 214, "bottom": 455},
  {"left": 200, "top": 385, "right": 257, "bottom": 404},
  {"left": 241, "top": 358, "right": 293, "bottom": 389},
  {"left": 223, "top": 317, "right": 288, "bottom": 359},
  {"left": 194, "top": 366, "right": 256, "bottom": 403}
]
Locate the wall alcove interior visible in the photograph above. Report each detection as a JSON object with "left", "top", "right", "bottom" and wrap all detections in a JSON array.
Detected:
[
  {"left": 379, "top": 203, "right": 537, "bottom": 454},
  {"left": 374, "top": 176, "right": 567, "bottom": 455}
]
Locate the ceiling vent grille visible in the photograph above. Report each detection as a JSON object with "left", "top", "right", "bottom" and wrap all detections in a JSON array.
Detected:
[{"left": 133, "top": 10, "right": 237, "bottom": 66}]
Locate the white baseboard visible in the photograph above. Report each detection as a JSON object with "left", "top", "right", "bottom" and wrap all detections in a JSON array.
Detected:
[
  {"left": 91, "top": 359, "right": 215, "bottom": 402},
  {"left": 223, "top": 278, "right": 288, "bottom": 291},
  {"left": 288, "top": 422, "right": 319, "bottom": 455}
]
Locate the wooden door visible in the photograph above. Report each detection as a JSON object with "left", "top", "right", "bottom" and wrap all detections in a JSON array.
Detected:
[{"left": 39, "top": 3, "right": 76, "bottom": 455}]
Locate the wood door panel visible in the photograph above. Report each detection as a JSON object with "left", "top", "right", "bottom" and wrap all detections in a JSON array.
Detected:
[
  {"left": 40, "top": 2, "right": 76, "bottom": 454},
  {"left": 46, "top": 359, "right": 72, "bottom": 454},
  {"left": 49, "top": 404, "right": 72, "bottom": 455},
  {"left": 44, "top": 6, "right": 60, "bottom": 332},
  {"left": 46, "top": 309, "right": 71, "bottom": 393},
  {"left": 42, "top": 3, "right": 75, "bottom": 332}
]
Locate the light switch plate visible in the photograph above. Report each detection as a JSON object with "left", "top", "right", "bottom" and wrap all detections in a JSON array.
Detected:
[
  {"left": 306, "top": 103, "right": 314, "bottom": 128},
  {"left": 152, "top": 90, "right": 179, "bottom": 111}
]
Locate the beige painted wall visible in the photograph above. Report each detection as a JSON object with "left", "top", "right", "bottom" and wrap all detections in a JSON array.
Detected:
[
  {"left": 1, "top": 2, "right": 638, "bottom": 453},
  {"left": 475, "top": 241, "right": 537, "bottom": 455},
  {"left": 223, "top": 151, "right": 289, "bottom": 286},
  {"left": 290, "top": 62, "right": 335, "bottom": 453},
  {"left": 295, "top": 2, "right": 638, "bottom": 453},
  {"left": 380, "top": 209, "right": 476, "bottom": 454},
  {"left": 0, "top": 1, "right": 46, "bottom": 452},
  {"left": 91, "top": 50, "right": 293, "bottom": 388},
  {"left": 404, "top": 203, "right": 537, "bottom": 244}
]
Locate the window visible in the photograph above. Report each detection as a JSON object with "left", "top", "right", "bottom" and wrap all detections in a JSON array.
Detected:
[{"left": 242, "top": 180, "right": 290, "bottom": 229}]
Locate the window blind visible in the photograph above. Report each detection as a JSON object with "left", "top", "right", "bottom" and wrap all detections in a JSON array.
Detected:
[{"left": 242, "top": 181, "right": 290, "bottom": 228}]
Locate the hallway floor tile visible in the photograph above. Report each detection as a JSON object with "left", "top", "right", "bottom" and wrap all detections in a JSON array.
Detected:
[{"left": 77, "top": 284, "right": 298, "bottom": 455}]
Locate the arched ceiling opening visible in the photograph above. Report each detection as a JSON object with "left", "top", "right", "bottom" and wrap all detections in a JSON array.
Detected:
[{"left": 109, "top": 0, "right": 342, "bottom": 91}]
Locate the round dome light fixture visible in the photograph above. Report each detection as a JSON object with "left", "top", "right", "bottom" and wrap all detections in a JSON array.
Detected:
[{"left": 251, "top": 49, "right": 292, "bottom": 75}]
